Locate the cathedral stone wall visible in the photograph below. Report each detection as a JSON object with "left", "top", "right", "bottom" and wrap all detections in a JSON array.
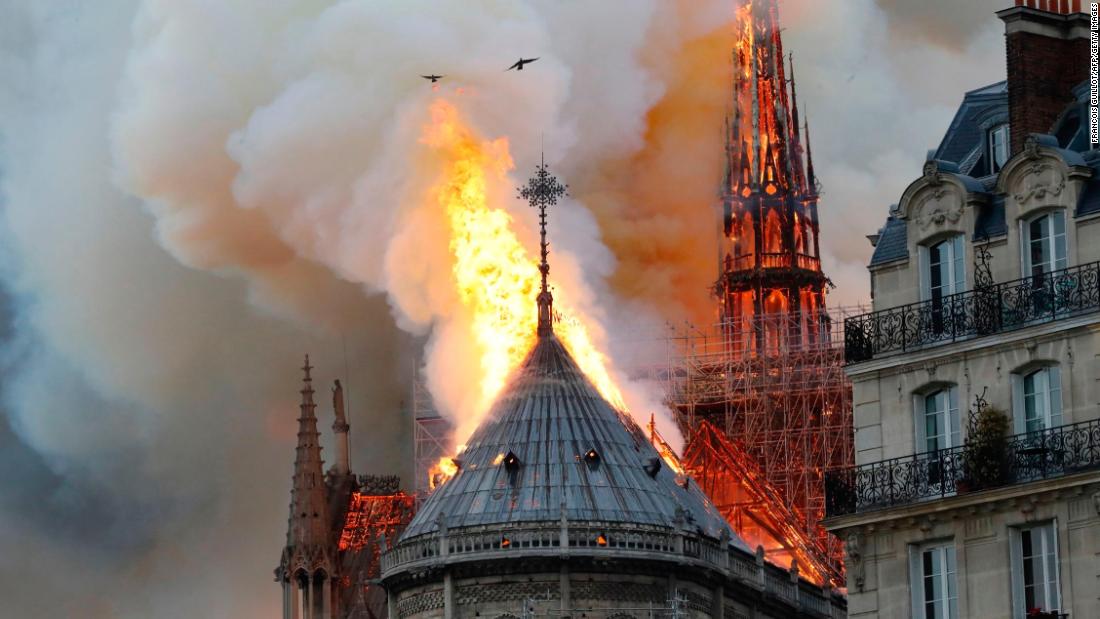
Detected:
[{"left": 389, "top": 567, "right": 788, "bottom": 619}]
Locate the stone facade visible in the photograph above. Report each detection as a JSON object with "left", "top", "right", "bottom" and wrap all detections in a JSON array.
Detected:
[{"left": 824, "top": 4, "right": 1099, "bottom": 619}]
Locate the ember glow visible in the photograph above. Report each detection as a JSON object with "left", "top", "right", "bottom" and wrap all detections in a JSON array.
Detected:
[
  {"left": 428, "top": 456, "right": 459, "bottom": 490},
  {"left": 422, "top": 99, "right": 627, "bottom": 455}
]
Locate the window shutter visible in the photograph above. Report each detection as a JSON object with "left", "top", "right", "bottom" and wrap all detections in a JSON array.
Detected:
[
  {"left": 1052, "top": 212, "right": 1067, "bottom": 270},
  {"left": 914, "top": 393, "right": 926, "bottom": 452},
  {"left": 1011, "top": 374, "right": 1025, "bottom": 435},
  {"left": 909, "top": 545, "right": 924, "bottom": 618},
  {"left": 1010, "top": 527, "right": 1025, "bottom": 619},
  {"left": 952, "top": 235, "right": 965, "bottom": 294},
  {"left": 919, "top": 244, "right": 931, "bottom": 301},
  {"left": 1048, "top": 366, "right": 1063, "bottom": 428},
  {"left": 948, "top": 388, "right": 961, "bottom": 448}
]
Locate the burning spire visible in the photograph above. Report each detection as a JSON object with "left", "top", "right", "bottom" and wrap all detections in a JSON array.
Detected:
[
  {"left": 518, "top": 155, "right": 568, "bottom": 337},
  {"left": 726, "top": 0, "right": 812, "bottom": 198}
]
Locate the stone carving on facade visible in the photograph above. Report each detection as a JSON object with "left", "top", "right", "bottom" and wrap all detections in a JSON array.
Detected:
[
  {"left": 845, "top": 531, "right": 865, "bottom": 591},
  {"left": 914, "top": 186, "right": 963, "bottom": 232},
  {"left": 1012, "top": 154, "right": 1066, "bottom": 210},
  {"left": 922, "top": 159, "right": 944, "bottom": 187}
]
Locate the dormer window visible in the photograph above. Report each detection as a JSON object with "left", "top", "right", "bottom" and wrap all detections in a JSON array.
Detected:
[{"left": 989, "top": 123, "right": 1010, "bottom": 173}]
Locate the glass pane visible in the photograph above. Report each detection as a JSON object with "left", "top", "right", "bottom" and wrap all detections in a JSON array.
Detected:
[
  {"left": 1030, "top": 216, "right": 1049, "bottom": 275},
  {"left": 952, "top": 236, "right": 965, "bottom": 294},
  {"left": 930, "top": 242, "right": 945, "bottom": 298},
  {"left": 1024, "top": 372, "right": 1041, "bottom": 431},
  {"left": 1053, "top": 212, "right": 1067, "bottom": 270},
  {"left": 926, "top": 392, "right": 945, "bottom": 451}
]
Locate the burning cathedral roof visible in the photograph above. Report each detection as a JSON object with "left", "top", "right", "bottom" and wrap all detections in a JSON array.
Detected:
[
  {"left": 398, "top": 160, "right": 746, "bottom": 549},
  {"left": 401, "top": 330, "right": 747, "bottom": 545}
]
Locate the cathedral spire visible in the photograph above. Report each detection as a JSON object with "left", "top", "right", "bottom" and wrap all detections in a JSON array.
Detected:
[
  {"left": 518, "top": 154, "right": 568, "bottom": 338},
  {"left": 288, "top": 355, "right": 329, "bottom": 547},
  {"left": 277, "top": 355, "right": 337, "bottom": 619},
  {"left": 717, "top": 0, "right": 828, "bottom": 333}
]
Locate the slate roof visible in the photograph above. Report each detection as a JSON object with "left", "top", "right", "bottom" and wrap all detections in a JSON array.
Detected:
[
  {"left": 868, "top": 215, "right": 908, "bottom": 267},
  {"left": 934, "top": 81, "right": 1008, "bottom": 177},
  {"left": 975, "top": 194, "right": 1007, "bottom": 240},
  {"left": 1078, "top": 150, "right": 1100, "bottom": 217},
  {"left": 401, "top": 333, "right": 745, "bottom": 548},
  {"left": 869, "top": 80, "right": 1100, "bottom": 267}
]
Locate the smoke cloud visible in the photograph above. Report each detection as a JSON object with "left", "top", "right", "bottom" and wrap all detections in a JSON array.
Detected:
[{"left": 0, "top": 0, "right": 1008, "bottom": 616}]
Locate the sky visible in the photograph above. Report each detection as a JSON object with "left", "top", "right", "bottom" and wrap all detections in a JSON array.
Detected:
[{"left": 0, "top": 1, "right": 1004, "bottom": 616}]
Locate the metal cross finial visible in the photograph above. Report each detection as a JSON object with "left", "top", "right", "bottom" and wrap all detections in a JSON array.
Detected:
[
  {"left": 302, "top": 354, "right": 313, "bottom": 382},
  {"left": 518, "top": 155, "right": 568, "bottom": 337}
]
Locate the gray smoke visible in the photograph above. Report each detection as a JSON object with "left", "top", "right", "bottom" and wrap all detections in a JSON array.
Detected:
[{"left": 0, "top": 0, "right": 1009, "bottom": 617}]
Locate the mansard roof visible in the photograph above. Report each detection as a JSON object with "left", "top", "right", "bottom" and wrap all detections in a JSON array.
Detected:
[
  {"left": 934, "top": 81, "right": 1008, "bottom": 178},
  {"left": 868, "top": 215, "right": 908, "bottom": 267},
  {"left": 400, "top": 334, "right": 745, "bottom": 547},
  {"left": 870, "top": 79, "right": 1099, "bottom": 268}
]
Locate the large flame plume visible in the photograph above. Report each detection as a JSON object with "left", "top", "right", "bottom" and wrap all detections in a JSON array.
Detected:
[{"left": 422, "top": 100, "right": 627, "bottom": 457}]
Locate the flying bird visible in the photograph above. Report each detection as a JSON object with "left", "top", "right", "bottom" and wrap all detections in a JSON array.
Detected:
[
  {"left": 506, "top": 57, "right": 539, "bottom": 71},
  {"left": 421, "top": 74, "right": 444, "bottom": 83}
]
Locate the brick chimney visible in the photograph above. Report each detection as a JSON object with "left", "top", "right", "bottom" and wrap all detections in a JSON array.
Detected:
[{"left": 997, "top": 0, "right": 1090, "bottom": 154}]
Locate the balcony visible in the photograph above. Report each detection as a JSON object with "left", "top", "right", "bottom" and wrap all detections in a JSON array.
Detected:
[
  {"left": 824, "top": 419, "right": 1100, "bottom": 517},
  {"left": 845, "top": 260, "right": 1100, "bottom": 363},
  {"left": 730, "top": 252, "right": 821, "bottom": 271}
]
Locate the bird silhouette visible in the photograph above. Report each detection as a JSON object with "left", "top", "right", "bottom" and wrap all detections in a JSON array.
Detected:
[
  {"left": 506, "top": 57, "right": 539, "bottom": 71},
  {"left": 421, "top": 74, "right": 444, "bottom": 83}
]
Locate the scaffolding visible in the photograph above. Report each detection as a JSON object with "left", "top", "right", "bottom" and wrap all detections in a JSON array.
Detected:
[
  {"left": 660, "top": 307, "right": 863, "bottom": 583},
  {"left": 412, "top": 379, "right": 452, "bottom": 503}
]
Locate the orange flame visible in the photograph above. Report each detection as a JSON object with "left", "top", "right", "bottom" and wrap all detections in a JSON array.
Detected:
[{"left": 421, "top": 99, "right": 628, "bottom": 482}]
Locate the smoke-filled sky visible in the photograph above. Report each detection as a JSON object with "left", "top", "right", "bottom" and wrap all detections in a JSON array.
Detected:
[{"left": 0, "top": 1, "right": 1003, "bottom": 617}]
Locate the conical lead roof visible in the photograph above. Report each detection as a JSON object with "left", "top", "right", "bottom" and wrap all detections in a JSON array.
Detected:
[{"left": 401, "top": 334, "right": 747, "bottom": 549}]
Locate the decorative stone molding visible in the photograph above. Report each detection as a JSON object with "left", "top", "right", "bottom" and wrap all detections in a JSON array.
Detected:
[
  {"left": 914, "top": 186, "right": 963, "bottom": 233},
  {"left": 845, "top": 531, "right": 865, "bottom": 591},
  {"left": 1012, "top": 159, "right": 1066, "bottom": 209}
]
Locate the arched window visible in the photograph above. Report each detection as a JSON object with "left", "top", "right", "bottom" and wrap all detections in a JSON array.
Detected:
[
  {"left": 804, "top": 221, "right": 816, "bottom": 257},
  {"left": 793, "top": 213, "right": 805, "bottom": 254},
  {"left": 764, "top": 210, "right": 783, "bottom": 254}
]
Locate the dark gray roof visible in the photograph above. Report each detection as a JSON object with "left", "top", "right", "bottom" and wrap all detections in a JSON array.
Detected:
[
  {"left": 869, "top": 215, "right": 908, "bottom": 267},
  {"left": 401, "top": 334, "right": 745, "bottom": 547},
  {"left": 975, "top": 194, "right": 1007, "bottom": 240},
  {"left": 1078, "top": 151, "right": 1100, "bottom": 216},
  {"left": 934, "top": 81, "right": 1008, "bottom": 177}
]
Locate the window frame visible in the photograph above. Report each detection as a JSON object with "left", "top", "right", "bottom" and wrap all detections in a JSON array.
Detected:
[
  {"left": 1012, "top": 365, "right": 1063, "bottom": 434},
  {"left": 1010, "top": 520, "right": 1061, "bottom": 619},
  {"left": 1021, "top": 210, "right": 1068, "bottom": 278},
  {"left": 920, "top": 234, "right": 967, "bottom": 303},
  {"left": 915, "top": 386, "right": 962, "bottom": 453},
  {"left": 989, "top": 123, "right": 1010, "bottom": 173},
  {"left": 909, "top": 540, "right": 959, "bottom": 619}
]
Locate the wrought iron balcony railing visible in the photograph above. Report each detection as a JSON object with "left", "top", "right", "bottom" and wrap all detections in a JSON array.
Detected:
[
  {"left": 824, "top": 419, "right": 1100, "bottom": 517},
  {"left": 844, "top": 260, "right": 1100, "bottom": 363}
]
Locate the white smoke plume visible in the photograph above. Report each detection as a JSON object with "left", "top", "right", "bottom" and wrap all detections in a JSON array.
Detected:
[{"left": 0, "top": 0, "right": 1007, "bottom": 616}]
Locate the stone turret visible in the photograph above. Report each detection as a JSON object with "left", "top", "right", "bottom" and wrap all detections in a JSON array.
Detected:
[{"left": 277, "top": 355, "right": 336, "bottom": 619}]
